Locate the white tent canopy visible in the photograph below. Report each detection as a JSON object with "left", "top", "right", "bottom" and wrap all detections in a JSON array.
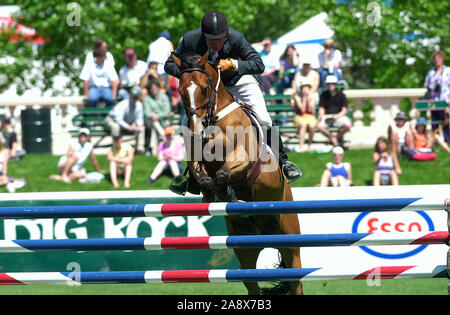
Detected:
[{"left": 270, "top": 12, "right": 333, "bottom": 69}]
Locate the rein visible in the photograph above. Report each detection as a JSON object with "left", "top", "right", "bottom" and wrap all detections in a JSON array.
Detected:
[{"left": 180, "top": 67, "right": 221, "bottom": 128}]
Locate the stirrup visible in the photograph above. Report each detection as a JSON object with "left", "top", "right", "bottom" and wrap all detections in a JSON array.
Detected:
[{"left": 282, "top": 161, "right": 303, "bottom": 183}]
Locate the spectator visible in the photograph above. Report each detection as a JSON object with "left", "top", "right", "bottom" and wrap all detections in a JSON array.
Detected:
[
  {"left": 146, "top": 126, "right": 184, "bottom": 185},
  {"left": 292, "top": 57, "right": 320, "bottom": 101},
  {"left": 106, "top": 86, "right": 144, "bottom": 151},
  {"left": 50, "top": 128, "right": 102, "bottom": 183},
  {"left": 253, "top": 37, "right": 277, "bottom": 95},
  {"left": 316, "top": 75, "right": 352, "bottom": 147},
  {"left": 413, "top": 117, "right": 450, "bottom": 153},
  {"left": 147, "top": 31, "right": 174, "bottom": 78},
  {"left": 140, "top": 61, "right": 166, "bottom": 102},
  {"left": 118, "top": 48, "right": 148, "bottom": 100},
  {"left": 292, "top": 78, "right": 317, "bottom": 152},
  {"left": 277, "top": 45, "right": 300, "bottom": 95},
  {"left": 317, "top": 39, "right": 343, "bottom": 90},
  {"left": 373, "top": 136, "right": 401, "bottom": 186},
  {"left": 0, "top": 138, "right": 9, "bottom": 187},
  {"left": 166, "top": 75, "right": 184, "bottom": 115},
  {"left": 424, "top": 50, "right": 450, "bottom": 143},
  {"left": 0, "top": 117, "right": 25, "bottom": 161},
  {"left": 143, "top": 78, "right": 171, "bottom": 155},
  {"left": 319, "top": 146, "right": 352, "bottom": 187},
  {"left": 83, "top": 39, "right": 115, "bottom": 69},
  {"left": 79, "top": 48, "right": 119, "bottom": 107},
  {"left": 107, "top": 133, "right": 134, "bottom": 189},
  {"left": 388, "top": 111, "right": 414, "bottom": 155}
]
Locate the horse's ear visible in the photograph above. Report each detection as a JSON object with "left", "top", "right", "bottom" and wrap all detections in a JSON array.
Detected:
[
  {"left": 172, "top": 53, "right": 181, "bottom": 68},
  {"left": 197, "top": 50, "right": 209, "bottom": 66}
]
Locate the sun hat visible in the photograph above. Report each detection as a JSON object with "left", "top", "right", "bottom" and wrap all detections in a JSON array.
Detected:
[
  {"left": 416, "top": 117, "right": 427, "bottom": 126},
  {"left": 325, "top": 75, "right": 338, "bottom": 84},
  {"left": 332, "top": 146, "right": 344, "bottom": 155},
  {"left": 164, "top": 126, "right": 175, "bottom": 135},
  {"left": 394, "top": 111, "right": 408, "bottom": 121},
  {"left": 78, "top": 128, "right": 90, "bottom": 137}
]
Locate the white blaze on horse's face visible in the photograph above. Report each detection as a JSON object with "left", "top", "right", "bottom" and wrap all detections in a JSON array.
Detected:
[{"left": 187, "top": 81, "right": 205, "bottom": 135}]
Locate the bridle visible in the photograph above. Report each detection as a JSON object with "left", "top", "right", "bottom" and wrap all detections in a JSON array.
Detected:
[{"left": 180, "top": 67, "right": 220, "bottom": 128}]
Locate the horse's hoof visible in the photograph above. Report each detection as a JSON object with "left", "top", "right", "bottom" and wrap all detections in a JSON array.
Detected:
[
  {"left": 198, "top": 176, "right": 214, "bottom": 192},
  {"left": 215, "top": 169, "right": 230, "bottom": 186}
]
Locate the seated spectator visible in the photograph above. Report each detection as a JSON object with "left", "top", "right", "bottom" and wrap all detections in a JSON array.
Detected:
[
  {"left": 277, "top": 45, "right": 300, "bottom": 95},
  {"left": 0, "top": 117, "right": 25, "bottom": 161},
  {"left": 0, "top": 138, "right": 10, "bottom": 187},
  {"left": 387, "top": 111, "right": 414, "bottom": 155},
  {"left": 79, "top": 48, "right": 119, "bottom": 107},
  {"left": 107, "top": 134, "right": 134, "bottom": 189},
  {"left": 118, "top": 48, "right": 148, "bottom": 100},
  {"left": 424, "top": 50, "right": 449, "bottom": 143},
  {"left": 146, "top": 126, "right": 184, "bottom": 185},
  {"left": 166, "top": 75, "right": 184, "bottom": 115},
  {"left": 50, "top": 128, "right": 102, "bottom": 183},
  {"left": 316, "top": 75, "right": 352, "bottom": 146},
  {"left": 413, "top": 117, "right": 450, "bottom": 152},
  {"left": 83, "top": 39, "right": 115, "bottom": 68},
  {"left": 253, "top": 37, "right": 277, "bottom": 96},
  {"left": 106, "top": 86, "right": 144, "bottom": 151},
  {"left": 373, "top": 136, "right": 401, "bottom": 186},
  {"left": 319, "top": 146, "right": 352, "bottom": 187},
  {"left": 292, "top": 78, "right": 317, "bottom": 152},
  {"left": 292, "top": 57, "right": 320, "bottom": 101},
  {"left": 143, "top": 78, "right": 171, "bottom": 156},
  {"left": 146, "top": 32, "right": 173, "bottom": 78},
  {"left": 317, "top": 39, "right": 343, "bottom": 90},
  {"left": 140, "top": 61, "right": 166, "bottom": 102}
]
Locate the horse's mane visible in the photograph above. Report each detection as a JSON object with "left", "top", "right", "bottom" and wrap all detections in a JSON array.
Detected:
[
  {"left": 179, "top": 51, "right": 215, "bottom": 71},
  {"left": 179, "top": 52, "right": 204, "bottom": 71}
]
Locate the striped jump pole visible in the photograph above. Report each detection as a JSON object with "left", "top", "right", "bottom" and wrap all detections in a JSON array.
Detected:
[
  {"left": 0, "top": 265, "right": 447, "bottom": 285},
  {"left": 0, "top": 231, "right": 448, "bottom": 253},
  {"left": 0, "top": 197, "right": 445, "bottom": 219}
]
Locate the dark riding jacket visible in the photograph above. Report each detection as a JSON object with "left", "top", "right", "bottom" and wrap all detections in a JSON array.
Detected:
[{"left": 164, "top": 27, "right": 264, "bottom": 87}]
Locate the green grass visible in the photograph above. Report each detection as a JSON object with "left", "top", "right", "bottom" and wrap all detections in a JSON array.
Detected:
[
  {"left": 0, "top": 279, "right": 447, "bottom": 295},
  {"left": 4, "top": 148, "right": 450, "bottom": 193},
  {"left": 1, "top": 149, "right": 449, "bottom": 294}
]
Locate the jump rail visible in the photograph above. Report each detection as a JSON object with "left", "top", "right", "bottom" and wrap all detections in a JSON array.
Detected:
[
  {"left": 0, "top": 232, "right": 448, "bottom": 253},
  {"left": 0, "top": 197, "right": 445, "bottom": 219},
  {"left": 0, "top": 265, "right": 446, "bottom": 285}
]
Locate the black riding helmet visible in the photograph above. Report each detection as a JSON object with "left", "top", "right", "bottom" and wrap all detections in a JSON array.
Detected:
[{"left": 201, "top": 11, "right": 228, "bottom": 39}]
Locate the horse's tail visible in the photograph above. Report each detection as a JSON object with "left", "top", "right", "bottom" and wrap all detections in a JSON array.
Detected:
[{"left": 260, "top": 256, "right": 291, "bottom": 295}]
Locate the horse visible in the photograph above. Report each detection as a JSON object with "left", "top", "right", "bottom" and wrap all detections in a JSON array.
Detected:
[{"left": 171, "top": 51, "right": 303, "bottom": 295}]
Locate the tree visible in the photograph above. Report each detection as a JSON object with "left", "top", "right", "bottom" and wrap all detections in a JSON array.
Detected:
[
  {"left": 3, "top": 0, "right": 446, "bottom": 95},
  {"left": 2, "top": 0, "right": 328, "bottom": 95},
  {"left": 328, "top": 0, "right": 450, "bottom": 88}
]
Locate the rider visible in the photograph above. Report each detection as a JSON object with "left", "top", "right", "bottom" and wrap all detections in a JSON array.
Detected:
[{"left": 165, "top": 11, "right": 302, "bottom": 195}]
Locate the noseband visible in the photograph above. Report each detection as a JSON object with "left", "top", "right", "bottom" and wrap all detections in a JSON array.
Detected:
[{"left": 180, "top": 67, "right": 218, "bottom": 128}]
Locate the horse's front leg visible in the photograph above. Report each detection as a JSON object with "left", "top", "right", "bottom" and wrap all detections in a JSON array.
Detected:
[
  {"left": 198, "top": 175, "right": 216, "bottom": 202},
  {"left": 215, "top": 169, "right": 237, "bottom": 202}
]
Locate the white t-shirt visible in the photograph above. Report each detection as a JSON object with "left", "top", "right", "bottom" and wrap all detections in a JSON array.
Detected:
[
  {"left": 0, "top": 151, "right": 5, "bottom": 174},
  {"left": 147, "top": 37, "right": 173, "bottom": 75},
  {"left": 58, "top": 140, "right": 94, "bottom": 172},
  {"left": 84, "top": 51, "right": 115, "bottom": 68},
  {"left": 318, "top": 49, "right": 342, "bottom": 69},
  {"left": 119, "top": 60, "right": 148, "bottom": 87},
  {"left": 79, "top": 59, "right": 119, "bottom": 87}
]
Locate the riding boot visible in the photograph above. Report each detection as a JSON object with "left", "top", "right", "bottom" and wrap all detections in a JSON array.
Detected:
[
  {"left": 267, "top": 126, "right": 302, "bottom": 183},
  {"left": 169, "top": 168, "right": 201, "bottom": 196}
]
